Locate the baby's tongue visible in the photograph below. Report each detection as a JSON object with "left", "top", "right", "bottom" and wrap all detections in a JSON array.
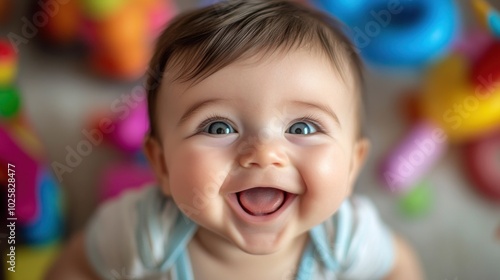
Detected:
[{"left": 238, "top": 187, "right": 285, "bottom": 216}]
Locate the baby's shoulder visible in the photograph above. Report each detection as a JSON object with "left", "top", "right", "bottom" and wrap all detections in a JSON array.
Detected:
[
  {"left": 92, "top": 185, "right": 182, "bottom": 227},
  {"left": 309, "top": 196, "right": 395, "bottom": 278},
  {"left": 314, "top": 195, "right": 383, "bottom": 239},
  {"left": 85, "top": 185, "right": 195, "bottom": 279}
]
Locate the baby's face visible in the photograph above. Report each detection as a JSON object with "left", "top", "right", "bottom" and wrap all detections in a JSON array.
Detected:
[{"left": 147, "top": 48, "right": 368, "bottom": 255}]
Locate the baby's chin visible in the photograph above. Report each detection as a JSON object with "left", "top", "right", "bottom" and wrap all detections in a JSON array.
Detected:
[
  {"left": 234, "top": 241, "right": 282, "bottom": 255},
  {"left": 227, "top": 228, "right": 308, "bottom": 256}
]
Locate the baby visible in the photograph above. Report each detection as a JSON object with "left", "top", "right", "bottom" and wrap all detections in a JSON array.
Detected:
[{"left": 48, "top": 0, "right": 423, "bottom": 279}]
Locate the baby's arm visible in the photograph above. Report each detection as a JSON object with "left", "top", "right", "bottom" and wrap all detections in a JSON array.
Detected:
[
  {"left": 384, "top": 234, "right": 424, "bottom": 280},
  {"left": 45, "top": 232, "right": 99, "bottom": 280}
]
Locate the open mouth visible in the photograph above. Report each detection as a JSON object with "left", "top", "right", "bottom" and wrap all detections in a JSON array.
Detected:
[{"left": 236, "top": 187, "right": 292, "bottom": 216}]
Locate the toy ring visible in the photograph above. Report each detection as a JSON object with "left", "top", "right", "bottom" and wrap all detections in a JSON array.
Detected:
[{"left": 310, "top": 0, "right": 460, "bottom": 68}]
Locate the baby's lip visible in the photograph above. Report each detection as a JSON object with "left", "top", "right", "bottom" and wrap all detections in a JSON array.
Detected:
[{"left": 228, "top": 185, "right": 300, "bottom": 195}]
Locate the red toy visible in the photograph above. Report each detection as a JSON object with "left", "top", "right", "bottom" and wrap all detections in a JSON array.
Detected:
[{"left": 463, "top": 129, "right": 500, "bottom": 201}]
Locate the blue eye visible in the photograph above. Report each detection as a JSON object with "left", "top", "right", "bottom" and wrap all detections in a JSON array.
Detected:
[
  {"left": 205, "top": 121, "right": 235, "bottom": 134},
  {"left": 287, "top": 122, "right": 317, "bottom": 135}
]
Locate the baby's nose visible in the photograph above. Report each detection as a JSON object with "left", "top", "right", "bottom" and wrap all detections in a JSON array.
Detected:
[{"left": 237, "top": 136, "right": 289, "bottom": 169}]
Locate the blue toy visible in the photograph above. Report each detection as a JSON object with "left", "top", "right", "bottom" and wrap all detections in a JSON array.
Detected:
[{"left": 310, "top": 0, "right": 460, "bottom": 69}]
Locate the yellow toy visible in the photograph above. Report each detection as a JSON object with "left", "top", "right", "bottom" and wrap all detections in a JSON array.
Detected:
[{"left": 420, "top": 53, "right": 500, "bottom": 143}]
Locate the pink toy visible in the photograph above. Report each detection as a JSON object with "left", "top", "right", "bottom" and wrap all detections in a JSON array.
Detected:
[
  {"left": 106, "top": 98, "right": 149, "bottom": 152},
  {"left": 379, "top": 122, "right": 447, "bottom": 192},
  {"left": 0, "top": 126, "right": 39, "bottom": 224}
]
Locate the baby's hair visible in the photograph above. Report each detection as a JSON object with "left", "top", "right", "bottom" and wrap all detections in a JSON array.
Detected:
[{"left": 145, "top": 0, "right": 365, "bottom": 139}]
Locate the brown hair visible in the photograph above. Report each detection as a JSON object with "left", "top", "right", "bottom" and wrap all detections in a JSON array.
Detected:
[{"left": 145, "top": 0, "right": 364, "bottom": 139}]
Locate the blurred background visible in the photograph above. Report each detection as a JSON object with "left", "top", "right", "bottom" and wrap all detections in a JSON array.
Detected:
[{"left": 0, "top": 0, "right": 499, "bottom": 279}]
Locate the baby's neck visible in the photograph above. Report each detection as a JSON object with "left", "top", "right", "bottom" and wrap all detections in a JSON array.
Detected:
[{"left": 188, "top": 228, "right": 309, "bottom": 280}]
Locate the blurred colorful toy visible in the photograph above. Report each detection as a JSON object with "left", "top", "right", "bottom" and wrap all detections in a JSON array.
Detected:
[
  {"left": 398, "top": 181, "right": 433, "bottom": 218},
  {"left": 0, "top": 86, "right": 21, "bottom": 119},
  {"left": 0, "top": 40, "right": 17, "bottom": 86},
  {"left": 85, "top": 93, "right": 153, "bottom": 202},
  {"left": 20, "top": 168, "right": 64, "bottom": 245},
  {"left": 380, "top": 121, "right": 447, "bottom": 193},
  {"left": 106, "top": 98, "right": 149, "bottom": 152},
  {"left": 380, "top": 17, "right": 500, "bottom": 203},
  {"left": 0, "top": 126, "right": 39, "bottom": 223},
  {"left": 310, "top": 0, "right": 460, "bottom": 69},
  {"left": 0, "top": 117, "right": 64, "bottom": 246},
  {"left": 87, "top": 94, "right": 149, "bottom": 153},
  {"left": 463, "top": 129, "right": 500, "bottom": 202},
  {"left": 0, "top": 39, "right": 64, "bottom": 245},
  {"left": 0, "top": 41, "right": 21, "bottom": 120},
  {"left": 472, "top": 41, "right": 500, "bottom": 90},
  {"left": 39, "top": 0, "right": 177, "bottom": 80}
]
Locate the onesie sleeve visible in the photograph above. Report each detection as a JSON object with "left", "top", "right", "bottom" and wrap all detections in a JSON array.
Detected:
[
  {"left": 84, "top": 186, "right": 156, "bottom": 279},
  {"left": 337, "top": 196, "right": 396, "bottom": 279}
]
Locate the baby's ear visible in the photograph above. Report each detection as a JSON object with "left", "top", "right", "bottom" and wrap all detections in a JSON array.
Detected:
[
  {"left": 347, "top": 137, "right": 371, "bottom": 195},
  {"left": 144, "top": 136, "right": 171, "bottom": 196}
]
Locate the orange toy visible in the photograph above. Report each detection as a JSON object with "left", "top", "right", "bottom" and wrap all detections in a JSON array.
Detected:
[{"left": 39, "top": 0, "right": 177, "bottom": 80}]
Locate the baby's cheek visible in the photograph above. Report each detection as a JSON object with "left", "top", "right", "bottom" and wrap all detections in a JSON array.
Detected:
[
  {"left": 298, "top": 145, "right": 350, "bottom": 218},
  {"left": 168, "top": 145, "right": 229, "bottom": 207}
]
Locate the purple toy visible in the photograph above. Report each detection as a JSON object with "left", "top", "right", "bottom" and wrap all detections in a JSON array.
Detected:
[{"left": 379, "top": 122, "right": 448, "bottom": 193}]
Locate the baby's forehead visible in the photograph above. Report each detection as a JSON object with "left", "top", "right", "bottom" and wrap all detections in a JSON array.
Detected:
[
  {"left": 164, "top": 46, "right": 359, "bottom": 94},
  {"left": 163, "top": 49, "right": 357, "bottom": 118}
]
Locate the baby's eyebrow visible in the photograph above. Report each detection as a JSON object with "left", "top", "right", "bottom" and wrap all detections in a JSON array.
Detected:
[
  {"left": 290, "top": 100, "right": 341, "bottom": 128},
  {"left": 177, "top": 98, "right": 225, "bottom": 127}
]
